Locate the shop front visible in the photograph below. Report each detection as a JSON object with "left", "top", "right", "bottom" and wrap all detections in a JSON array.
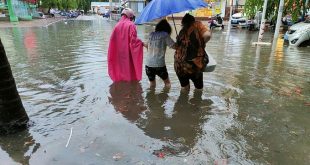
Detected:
[{"left": 170, "top": 0, "right": 226, "bottom": 20}]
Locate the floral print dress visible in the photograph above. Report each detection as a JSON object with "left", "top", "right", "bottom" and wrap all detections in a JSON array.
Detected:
[{"left": 174, "top": 21, "right": 208, "bottom": 76}]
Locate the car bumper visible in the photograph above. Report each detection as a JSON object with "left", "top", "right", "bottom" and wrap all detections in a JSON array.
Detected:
[
  {"left": 287, "top": 33, "right": 310, "bottom": 46},
  {"left": 231, "top": 20, "right": 247, "bottom": 26},
  {"left": 239, "top": 23, "right": 247, "bottom": 27}
]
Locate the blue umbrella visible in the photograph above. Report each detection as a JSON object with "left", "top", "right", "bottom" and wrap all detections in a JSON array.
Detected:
[{"left": 135, "top": 0, "right": 208, "bottom": 25}]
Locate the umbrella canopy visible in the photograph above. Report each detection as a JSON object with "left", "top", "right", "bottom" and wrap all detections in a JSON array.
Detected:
[{"left": 135, "top": 0, "right": 208, "bottom": 25}]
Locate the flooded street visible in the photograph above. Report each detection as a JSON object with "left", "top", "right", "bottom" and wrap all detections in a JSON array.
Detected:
[{"left": 0, "top": 17, "right": 309, "bottom": 164}]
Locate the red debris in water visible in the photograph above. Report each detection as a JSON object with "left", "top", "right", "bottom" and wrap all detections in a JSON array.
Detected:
[
  {"left": 157, "top": 152, "right": 165, "bottom": 158},
  {"left": 214, "top": 159, "right": 227, "bottom": 165},
  {"left": 294, "top": 87, "right": 302, "bottom": 95}
]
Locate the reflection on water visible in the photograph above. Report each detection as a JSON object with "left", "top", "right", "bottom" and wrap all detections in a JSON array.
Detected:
[
  {"left": 109, "top": 82, "right": 213, "bottom": 159},
  {"left": 24, "top": 30, "right": 38, "bottom": 62},
  {"left": 0, "top": 17, "right": 309, "bottom": 164},
  {"left": 141, "top": 89, "right": 212, "bottom": 157},
  {"left": 0, "top": 130, "right": 40, "bottom": 165},
  {"left": 109, "top": 82, "right": 146, "bottom": 122}
]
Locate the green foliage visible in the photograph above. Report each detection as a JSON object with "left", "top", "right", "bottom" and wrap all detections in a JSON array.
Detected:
[
  {"left": 77, "top": 0, "right": 91, "bottom": 12},
  {"left": 41, "top": 0, "right": 92, "bottom": 10},
  {"left": 244, "top": 0, "right": 263, "bottom": 18},
  {"left": 244, "top": 0, "right": 310, "bottom": 22}
]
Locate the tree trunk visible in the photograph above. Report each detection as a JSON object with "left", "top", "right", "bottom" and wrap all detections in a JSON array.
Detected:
[{"left": 0, "top": 39, "right": 29, "bottom": 134}]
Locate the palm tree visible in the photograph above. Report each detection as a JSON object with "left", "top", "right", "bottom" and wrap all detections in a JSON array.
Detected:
[{"left": 0, "top": 39, "right": 29, "bottom": 134}]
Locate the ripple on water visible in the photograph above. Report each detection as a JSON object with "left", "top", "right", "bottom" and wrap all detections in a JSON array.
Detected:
[{"left": 0, "top": 19, "right": 309, "bottom": 165}]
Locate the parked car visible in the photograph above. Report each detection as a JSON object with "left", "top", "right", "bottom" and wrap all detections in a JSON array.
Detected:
[
  {"left": 231, "top": 13, "right": 247, "bottom": 28},
  {"left": 59, "top": 10, "right": 80, "bottom": 18},
  {"left": 68, "top": 11, "right": 80, "bottom": 18},
  {"left": 32, "top": 11, "right": 45, "bottom": 19},
  {"left": 59, "top": 11, "right": 68, "bottom": 16},
  {"left": 284, "top": 20, "right": 310, "bottom": 47}
]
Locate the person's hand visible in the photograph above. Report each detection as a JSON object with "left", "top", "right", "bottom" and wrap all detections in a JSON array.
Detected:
[{"left": 143, "top": 42, "right": 148, "bottom": 48}]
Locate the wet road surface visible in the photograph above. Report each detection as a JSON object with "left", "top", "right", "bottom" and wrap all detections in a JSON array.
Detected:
[{"left": 0, "top": 16, "right": 309, "bottom": 164}]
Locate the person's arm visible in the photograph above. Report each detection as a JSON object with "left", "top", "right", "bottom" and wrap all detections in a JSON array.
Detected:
[
  {"left": 202, "top": 30, "right": 211, "bottom": 43},
  {"left": 195, "top": 21, "right": 212, "bottom": 44},
  {"left": 166, "top": 35, "right": 176, "bottom": 49},
  {"left": 128, "top": 24, "right": 144, "bottom": 80},
  {"left": 143, "top": 42, "right": 148, "bottom": 49},
  {"left": 129, "top": 24, "right": 143, "bottom": 47}
]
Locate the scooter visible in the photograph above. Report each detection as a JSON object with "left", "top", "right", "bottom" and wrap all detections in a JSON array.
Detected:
[{"left": 209, "top": 14, "right": 224, "bottom": 30}]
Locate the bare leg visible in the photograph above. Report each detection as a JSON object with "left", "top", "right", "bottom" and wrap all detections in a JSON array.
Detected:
[
  {"left": 181, "top": 84, "right": 190, "bottom": 91},
  {"left": 163, "top": 78, "right": 171, "bottom": 88},
  {"left": 190, "top": 89, "right": 203, "bottom": 105},
  {"left": 149, "top": 80, "right": 156, "bottom": 88}
]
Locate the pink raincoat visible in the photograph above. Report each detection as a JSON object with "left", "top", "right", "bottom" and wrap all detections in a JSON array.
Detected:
[{"left": 108, "top": 16, "right": 144, "bottom": 82}]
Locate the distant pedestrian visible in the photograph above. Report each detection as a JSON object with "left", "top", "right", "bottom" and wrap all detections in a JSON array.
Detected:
[
  {"left": 50, "top": 8, "right": 55, "bottom": 18},
  {"left": 144, "top": 19, "right": 175, "bottom": 88}
]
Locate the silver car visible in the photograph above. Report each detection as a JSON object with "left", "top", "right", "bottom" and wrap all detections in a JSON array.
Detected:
[
  {"left": 231, "top": 13, "right": 247, "bottom": 28},
  {"left": 284, "top": 20, "right": 310, "bottom": 47}
]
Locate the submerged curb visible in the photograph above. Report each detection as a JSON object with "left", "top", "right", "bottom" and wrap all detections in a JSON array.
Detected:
[{"left": 0, "top": 17, "right": 66, "bottom": 28}]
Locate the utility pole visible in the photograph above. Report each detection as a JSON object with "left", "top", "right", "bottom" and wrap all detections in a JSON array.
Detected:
[
  {"left": 236, "top": 0, "right": 238, "bottom": 13},
  {"left": 252, "top": 0, "right": 271, "bottom": 46},
  {"left": 227, "top": 0, "right": 233, "bottom": 31},
  {"left": 272, "top": 0, "right": 284, "bottom": 51},
  {"left": 303, "top": 0, "right": 309, "bottom": 20},
  {"left": 109, "top": 0, "right": 112, "bottom": 21},
  {"left": 258, "top": 0, "right": 268, "bottom": 42}
]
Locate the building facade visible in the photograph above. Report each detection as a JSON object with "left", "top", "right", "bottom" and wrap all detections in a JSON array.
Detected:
[
  {"left": 171, "top": 0, "right": 246, "bottom": 19},
  {"left": 127, "top": 0, "right": 146, "bottom": 17}
]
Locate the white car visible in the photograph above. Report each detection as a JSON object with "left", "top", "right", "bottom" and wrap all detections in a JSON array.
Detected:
[
  {"left": 32, "top": 11, "right": 45, "bottom": 19},
  {"left": 284, "top": 20, "right": 310, "bottom": 47},
  {"left": 231, "top": 13, "right": 247, "bottom": 28}
]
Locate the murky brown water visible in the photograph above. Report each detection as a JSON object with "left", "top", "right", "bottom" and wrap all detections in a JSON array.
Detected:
[{"left": 0, "top": 17, "right": 309, "bottom": 165}]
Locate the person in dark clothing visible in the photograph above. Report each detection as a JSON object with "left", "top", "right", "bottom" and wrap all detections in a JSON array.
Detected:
[{"left": 174, "top": 14, "right": 211, "bottom": 90}]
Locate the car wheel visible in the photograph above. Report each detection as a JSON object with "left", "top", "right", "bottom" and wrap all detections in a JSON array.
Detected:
[{"left": 299, "top": 39, "right": 310, "bottom": 47}]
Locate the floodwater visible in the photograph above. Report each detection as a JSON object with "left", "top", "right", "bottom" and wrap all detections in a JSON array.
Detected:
[{"left": 0, "top": 17, "right": 309, "bottom": 165}]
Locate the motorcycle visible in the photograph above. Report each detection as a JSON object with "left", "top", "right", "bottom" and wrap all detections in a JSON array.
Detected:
[{"left": 209, "top": 14, "right": 224, "bottom": 30}]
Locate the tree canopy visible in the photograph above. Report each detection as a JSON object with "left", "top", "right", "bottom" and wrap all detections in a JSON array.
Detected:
[
  {"left": 39, "top": 0, "right": 121, "bottom": 13},
  {"left": 40, "top": 0, "right": 93, "bottom": 12},
  {"left": 244, "top": 0, "right": 310, "bottom": 22}
]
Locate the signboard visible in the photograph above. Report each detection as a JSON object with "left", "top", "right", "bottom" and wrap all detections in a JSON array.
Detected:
[
  {"left": 193, "top": 0, "right": 224, "bottom": 17},
  {"left": 91, "top": 2, "right": 110, "bottom": 7}
]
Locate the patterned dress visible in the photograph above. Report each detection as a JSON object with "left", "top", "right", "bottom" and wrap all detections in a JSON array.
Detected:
[{"left": 174, "top": 21, "right": 208, "bottom": 76}]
